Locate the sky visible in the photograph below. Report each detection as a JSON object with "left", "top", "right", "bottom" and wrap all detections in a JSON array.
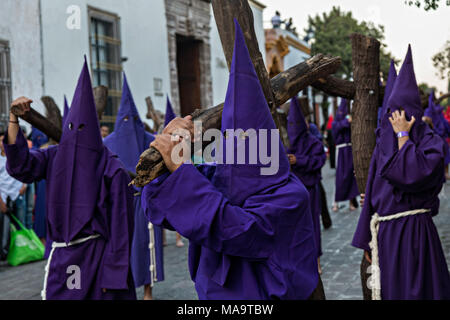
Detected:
[{"left": 261, "top": 0, "right": 450, "bottom": 94}]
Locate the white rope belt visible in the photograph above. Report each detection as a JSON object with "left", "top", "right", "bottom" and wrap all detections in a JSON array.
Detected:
[
  {"left": 148, "top": 222, "right": 158, "bottom": 287},
  {"left": 369, "top": 209, "right": 430, "bottom": 300},
  {"left": 336, "top": 142, "right": 352, "bottom": 151},
  {"left": 41, "top": 234, "right": 101, "bottom": 300},
  {"left": 335, "top": 143, "right": 352, "bottom": 165}
]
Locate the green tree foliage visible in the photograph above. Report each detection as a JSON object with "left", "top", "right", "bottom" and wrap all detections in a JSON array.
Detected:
[
  {"left": 432, "top": 40, "right": 450, "bottom": 91},
  {"left": 419, "top": 82, "right": 438, "bottom": 94},
  {"left": 306, "top": 7, "right": 397, "bottom": 80},
  {"left": 404, "top": 0, "right": 450, "bottom": 11}
]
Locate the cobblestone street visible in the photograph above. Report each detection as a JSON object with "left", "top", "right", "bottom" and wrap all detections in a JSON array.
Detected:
[{"left": 1, "top": 162, "right": 449, "bottom": 300}]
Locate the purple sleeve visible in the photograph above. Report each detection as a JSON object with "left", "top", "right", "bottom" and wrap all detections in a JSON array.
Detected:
[
  {"left": 99, "top": 169, "right": 134, "bottom": 290},
  {"left": 351, "top": 149, "right": 377, "bottom": 252},
  {"left": 292, "top": 140, "right": 326, "bottom": 173},
  {"left": 3, "top": 129, "right": 50, "bottom": 183},
  {"left": 142, "top": 163, "right": 275, "bottom": 259},
  {"left": 380, "top": 135, "right": 445, "bottom": 193},
  {"left": 332, "top": 119, "right": 350, "bottom": 132}
]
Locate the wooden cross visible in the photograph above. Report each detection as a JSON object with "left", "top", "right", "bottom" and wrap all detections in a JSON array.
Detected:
[{"left": 132, "top": 0, "right": 343, "bottom": 187}]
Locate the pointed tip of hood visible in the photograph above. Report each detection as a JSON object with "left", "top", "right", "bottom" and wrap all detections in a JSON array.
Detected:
[
  {"left": 61, "top": 57, "right": 102, "bottom": 149},
  {"left": 116, "top": 72, "right": 141, "bottom": 127},
  {"left": 164, "top": 96, "right": 176, "bottom": 126},
  {"left": 385, "top": 45, "right": 423, "bottom": 119},
  {"left": 288, "top": 97, "right": 308, "bottom": 144},
  {"left": 62, "top": 95, "right": 69, "bottom": 127},
  {"left": 380, "top": 60, "right": 398, "bottom": 115},
  {"left": 336, "top": 99, "right": 348, "bottom": 120},
  {"left": 222, "top": 19, "right": 276, "bottom": 133}
]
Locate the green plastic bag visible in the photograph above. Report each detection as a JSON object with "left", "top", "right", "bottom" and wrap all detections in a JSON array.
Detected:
[{"left": 7, "top": 214, "right": 45, "bottom": 266}]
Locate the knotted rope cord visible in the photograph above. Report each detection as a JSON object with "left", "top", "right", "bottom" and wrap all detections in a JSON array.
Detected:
[
  {"left": 369, "top": 209, "right": 430, "bottom": 300},
  {"left": 148, "top": 222, "right": 157, "bottom": 287},
  {"left": 41, "top": 234, "right": 100, "bottom": 300}
]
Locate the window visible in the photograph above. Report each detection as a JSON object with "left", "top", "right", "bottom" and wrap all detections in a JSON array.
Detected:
[
  {"left": 0, "top": 40, "right": 11, "bottom": 131},
  {"left": 88, "top": 7, "right": 122, "bottom": 129}
]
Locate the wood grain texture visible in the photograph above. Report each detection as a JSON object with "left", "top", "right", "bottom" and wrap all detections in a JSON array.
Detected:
[{"left": 350, "top": 33, "right": 380, "bottom": 193}]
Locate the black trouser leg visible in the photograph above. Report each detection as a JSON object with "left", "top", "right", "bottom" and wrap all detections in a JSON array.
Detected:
[
  {"left": 308, "top": 275, "right": 326, "bottom": 300},
  {"left": 360, "top": 254, "right": 372, "bottom": 300},
  {"left": 319, "top": 182, "right": 332, "bottom": 229}
]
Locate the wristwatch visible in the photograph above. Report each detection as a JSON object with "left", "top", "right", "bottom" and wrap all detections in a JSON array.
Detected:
[{"left": 397, "top": 131, "right": 409, "bottom": 138}]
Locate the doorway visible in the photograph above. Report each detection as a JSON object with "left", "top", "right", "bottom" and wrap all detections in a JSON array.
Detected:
[{"left": 176, "top": 35, "right": 202, "bottom": 116}]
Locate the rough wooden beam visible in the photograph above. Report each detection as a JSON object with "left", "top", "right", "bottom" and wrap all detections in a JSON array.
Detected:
[
  {"left": 133, "top": 104, "right": 223, "bottom": 187},
  {"left": 145, "top": 96, "right": 162, "bottom": 132},
  {"left": 436, "top": 92, "right": 450, "bottom": 105},
  {"left": 133, "top": 54, "right": 341, "bottom": 187},
  {"left": 212, "top": 0, "right": 275, "bottom": 109},
  {"left": 94, "top": 86, "right": 108, "bottom": 121},
  {"left": 11, "top": 105, "right": 62, "bottom": 142},
  {"left": 272, "top": 54, "right": 341, "bottom": 106},
  {"left": 41, "top": 96, "right": 62, "bottom": 131},
  {"left": 350, "top": 33, "right": 380, "bottom": 194},
  {"left": 312, "top": 76, "right": 355, "bottom": 100}
]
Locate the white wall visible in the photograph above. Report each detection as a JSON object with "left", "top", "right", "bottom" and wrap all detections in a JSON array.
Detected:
[
  {"left": 40, "top": 0, "right": 171, "bottom": 120},
  {"left": 210, "top": 2, "right": 266, "bottom": 106},
  {"left": 0, "top": 0, "right": 44, "bottom": 131}
]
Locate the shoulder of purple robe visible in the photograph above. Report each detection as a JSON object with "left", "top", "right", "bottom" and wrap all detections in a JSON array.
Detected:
[
  {"left": 291, "top": 136, "right": 326, "bottom": 173},
  {"left": 380, "top": 131, "right": 445, "bottom": 193},
  {"left": 351, "top": 146, "right": 377, "bottom": 252},
  {"left": 3, "top": 128, "right": 56, "bottom": 184},
  {"left": 332, "top": 118, "right": 350, "bottom": 132},
  {"left": 142, "top": 163, "right": 308, "bottom": 260},
  {"left": 98, "top": 155, "right": 134, "bottom": 290}
]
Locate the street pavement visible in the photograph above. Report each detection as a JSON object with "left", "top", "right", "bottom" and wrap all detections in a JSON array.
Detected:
[{"left": 1, "top": 162, "right": 449, "bottom": 300}]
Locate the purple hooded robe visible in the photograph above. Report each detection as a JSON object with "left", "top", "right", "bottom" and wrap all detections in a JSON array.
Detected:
[
  {"left": 30, "top": 128, "right": 49, "bottom": 240},
  {"left": 378, "top": 61, "right": 398, "bottom": 129},
  {"left": 331, "top": 99, "right": 359, "bottom": 202},
  {"left": 104, "top": 74, "right": 164, "bottom": 288},
  {"left": 287, "top": 97, "right": 326, "bottom": 258},
  {"left": 424, "top": 91, "right": 450, "bottom": 165},
  {"left": 141, "top": 20, "right": 319, "bottom": 300},
  {"left": 352, "top": 46, "right": 450, "bottom": 299},
  {"left": 4, "top": 59, "right": 136, "bottom": 300}
]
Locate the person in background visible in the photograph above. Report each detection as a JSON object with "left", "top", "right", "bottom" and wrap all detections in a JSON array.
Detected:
[
  {"left": 287, "top": 97, "right": 327, "bottom": 275},
  {"left": 104, "top": 74, "right": 164, "bottom": 300},
  {"left": 331, "top": 99, "right": 359, "bottom": 212},
  {"left": 0, "top": 132, "right": 25, "bottom": 261},
  {"left": 271, "top": 11, "right": 282, "bottom": 29},
  {"left": 325, "top": 115, "right": 335, "bottom": 169},
  {"left": 30, "top": 127, "right": 49, "bottom": 247},
  {"left": 100, "top": 125, "right": 110, "bottom": 139}
]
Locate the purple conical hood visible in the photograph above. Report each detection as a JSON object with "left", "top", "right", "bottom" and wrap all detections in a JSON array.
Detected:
[
  {"left": 164, "top": 96, "right": 176, "bottom": 127},
  {"left": 380, "top": 60, "right": 398, "bottom": 116},
  {"left": 31, "top": 127, "right": 48, "bottom": 150},
  {"left": 425, "top": 90, "right": 446, "bottom": 136},
  {"left": 60, "top": 57, "right": 103, "bottom": 149},
  {"left": 48, "top": 57, "right": 109, "bottom": 243},
  {"left": 385, "top": 45, "right": 423, "bottom": 120},
  {"left": 62, "top": 95, "right": 69, "bottom": 128},
  {"left": 212, "top": 19, "right": 290, "bottom": 206},
  {"left": 287, "top": 97, "right": 308, "bottom": 146},
  {"left": 378, "top": 45, "right": 428, "bottom": 169},
  {"left": 335, "top": 99, "right": 349, "bottom": 121},
  {"left": 104, "top": 73, "right": 151, "bottom": 173}
]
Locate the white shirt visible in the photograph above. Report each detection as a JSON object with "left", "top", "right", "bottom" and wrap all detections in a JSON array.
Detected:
[{"left": 0, "top": 155, "right": 23, "bottom": 203}]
